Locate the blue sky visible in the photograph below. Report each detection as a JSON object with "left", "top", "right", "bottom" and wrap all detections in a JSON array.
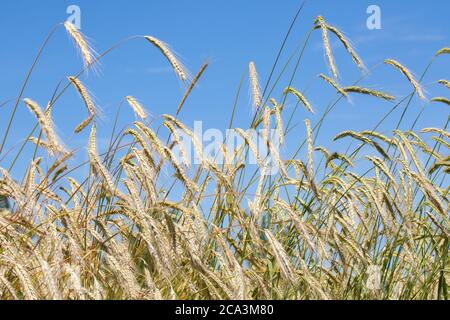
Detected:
[{"left": 0, "top": 0, "right": 449, "bottom": 179}]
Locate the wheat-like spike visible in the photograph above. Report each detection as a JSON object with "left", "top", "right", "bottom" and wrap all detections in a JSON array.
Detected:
[
  {"left": 177, "top": 62, "right": 208, "bottom": 115},
  {"left": 67, "top": 177, "right": 85, "bottom": 203},
  {"left": 164, "top": 121, "right": 190, "bottom": 167},
  {"left": 1, "top": 255, "right": 37, "bottom": 300},
  {"left": 120, "top": 151, "right": 136, "bottom": 167},
  {"left": 74, "top": 114, "right": 94, "bottom": 134},
  {"left": 290, "top": 159, "right": 321, "bottom": 199},
  {"left": 143, "top": 268, "right": 162, "bottom": 300},
  {"left": 64, "top": 21, "right": 96, "bottom": 69},
  {"left": 24, "top": 159, "right": 40, "bottom": 199},
  {"left": 24, "top": 98, "right": 67, "bottom": 155},
  {"left": 336, "top": 232, "right": 368, "bottom": 262},
  {"left": 49, "top": 166, "right": 68, "bottom": 185},
  {"left": 384, "top": 59, "right": 426, "bottom": 100},
  {"left": 342, "top": 86, "right": 396, "bottom": 101},
  {"left": 429, "top": 156, "right": 450, "bottom": 175},
  {"left": 126, "top": 96, "right": 148, "bottom": 119},
  {"left": 319, "top": 74, "right": 347, "bottom": 97},
  {"left": 430, "top": 97, "right": 450, "bottom": 106},
  {"left": 36, "top": 255, "right": 62, "bottom": 300},
  {"left": 88, "top": 124, "right": 124, "bottom": 199},
  {"left": 326, "top": 24, "right": 366, "bottom": 72},
  {"left": 325, "top": 152, "right": 354, "bottom": 168},
  {"left": 395, "top": 130, "right": 426, "bottom": 176},
  {"left": 28, "top": 137, "right": 53, "bottom": 151},
  {"left": 90, "top": 277, "right": 105, "bottom": 300},
  {"left": 275, "top": 200, "right": 316, "bottom": 252},
  {"left": 123, "top": 128, "right": 156, "bottom": 168},
  {"left": 164, "top": 145, "right": 199, "bottom": 194},
  {"left": 315, "top": 16, "right": 338, "bottom": 78},
  {"left": 360, "top": 130, "right": 392, "bottom": 144},
  {"left": 128, "top": 149, "right": 157, "bottom": 203},
  {"left": 426, "top": 211, "right": 450, "bottom": 240},
  {"left": 264, "top": 230, "right": 296, "bottom": 285},
  {"left": 64, "top": 264, "right": 85, "bottom": 299},
  {"left": 206, "top": 160, "right": 234, "bottom": 191},
  {"left": 235, "top": 128, "right": 263, "bottom": 168},
  {"left": 334, "top": 131, "right": 390, "bottom": 159},
  {"left": 249, "top": 61, "right": 262, "bottom": 109},
  {"left": 0, "top": 168, "right": 24, "bottom": 204},
  {"left": 421, "top": 127, "right": 450, "bottom": 139},
  {"left": 366, "top": 156, "right": 396, "bottom": 185},
  {"left": 134, "top": 122, "right": 167, "bottom": 161},
  {"left": 314, "top": 146, "right": 331, "bottom": 159},
  {"left": 438, "top": 79, "right": 450, "bottom": 89},
  {"left": 0, "top": 270, "right": 18, "bottom": 300},
  {"left": 185, "top": 239, "right": 234, "bottom": 299},
  {"left": 274, "top": 105, "right": 284, "bottom": 145},
  {"left": 269, "top": 97, "right": 283, "bottom": 110},
  {"left": 305, "top": 119, "right": 314, "bottom": 177},
  {"left": 410, "top": 172, "right": 446, "bottom": 218},
  {"left": 162, "top": 115, "right": 205, "bottom": 163},
  {"left": 304, "top": 119, "right": 322, "bottom": 199},
  {"left": 144, "top": 36, "right": 188, "bottom": 81},
  {"left": 436, "top": 47, "right": 450, "bottom": 56},
  {"left": 284, "top": 87, "right": 314, "bottom": 113},
  {"left": 104, "top": 252, "right": 140, "bottom": 299},
  {"left": 267, "top": 139, "right": 288, "bottom": 178},
  {"left": 431, "top": 137, "right": 450, "bottom": 150},
  {"left": 68, "top": 76, "right": 97, "bottom": 115}
]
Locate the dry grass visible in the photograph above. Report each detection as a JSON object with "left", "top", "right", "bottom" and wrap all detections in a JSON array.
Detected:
[{"left": 0, "top": 14, "right": 448, "bottom": 301}]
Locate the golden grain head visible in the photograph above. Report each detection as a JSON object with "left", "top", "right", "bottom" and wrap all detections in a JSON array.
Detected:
[
  {"left": 436, "top": 47, "right": 450, "bottom": 56},
  {"left": 342, "top": 86, "right": 396, "bottom": 101},
  {"left": 315, "top": 16, "right": 338, "bottom": 79},
  {"left": 74, "top": 114, "right": 94, "bottom": 134},
  {"left": 249, "top": 61, "right": 262, "bottom": 109},
  {"left": 177, "top": 62, "right": 209, "bottom": 115},
  {"left": 64, "top": 21, "right": 97, "bottom": 69},
  {"left": 68, "top": 76, "right": 97, "bottom": 115},
  {"left": 384, "top": 59, "right": 426, "bottom": 100},
  {"left": 284, "top": 87, "right": 314, "bottom": 113},
  {"left": 24, "top": 98, "right": 67, "bottom": 155},
  {"left": 274, "top": 105, "right": 284, "bottom": 145},
  {"left": 438, "top": 79, "right": 450, "bottom": 89},
  {"left": 144, "top": 36, "right": 189, "bottom": 82},
  {"left": 305, "top": 119, "right": 314, "bottom": 176},
  {"left": 126, "top": 96, "right": 148, "bottom": 119},
  {"left": 326, "top": 24, "right": 366, "bottom": 72},
  {"left": 319, "top": 74, "right": 347, "bottom": 97},
  {"left": 430, "top": 97, "right": 450, "bottom": 106}
]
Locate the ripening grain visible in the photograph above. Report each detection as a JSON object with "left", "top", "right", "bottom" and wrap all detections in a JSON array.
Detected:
[
  {"left": 0, "top": 12, "right": 448, "bottom": 302},
  {"left": 145, "top": 36, "right": 188, "bottom": 82}
]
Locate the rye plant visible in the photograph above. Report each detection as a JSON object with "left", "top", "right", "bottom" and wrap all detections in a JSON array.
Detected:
[{"left": 0, "top": 7, "right": 448, "bottom": 300}]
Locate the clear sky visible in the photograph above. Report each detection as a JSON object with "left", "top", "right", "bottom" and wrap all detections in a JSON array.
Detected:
[{"left": 1, "top": 0, "right": 449, "bottom": 179}]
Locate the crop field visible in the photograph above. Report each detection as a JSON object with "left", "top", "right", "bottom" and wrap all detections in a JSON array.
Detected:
[{"left": 0, "top": 2, "right": 449, "bottom": 300}]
